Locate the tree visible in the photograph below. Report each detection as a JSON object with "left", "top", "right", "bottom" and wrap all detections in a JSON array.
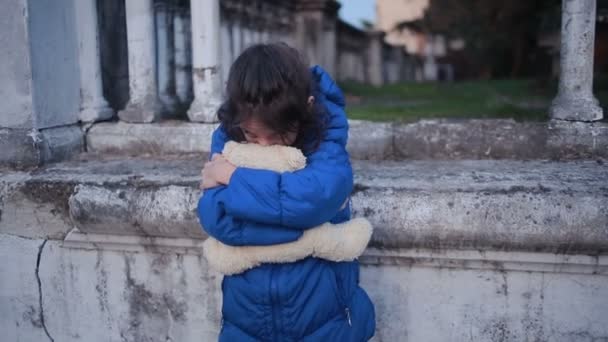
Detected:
[{"left": 395, "top": 0, "right": 561, "bottom": 78}]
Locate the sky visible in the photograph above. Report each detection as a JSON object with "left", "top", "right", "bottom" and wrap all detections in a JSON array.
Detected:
[{"left": 337, "top": 0, "right": 376, "bottom": 29}]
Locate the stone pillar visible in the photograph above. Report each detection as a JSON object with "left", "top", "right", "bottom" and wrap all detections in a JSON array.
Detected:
[
  {"left": 550, "top": 0, "right": 603, "bottom": 121},
  {"left": 74, "top": 0, "right": 114, "bottom": 123},
  {"left": 294, "top": 0, "right": 339, "bottom": 74},
  {"left": 231, "top": 20, "right": 243, "bottom": 58},
  {"left": 174, "top": 5, "right": 193, "bottom": 106},
  {"left": 367, "top": 30, "right": 385, "bottom": 86},
  {"left": 220, "top": 20, "right": 233, "bottom": 84},
  {"left": 187, "top": 0, "right": 222, "bottom": 122},
  {"left": 155, "top": 1, "right": 179, "bottom": 116},
  {"left": 118, "top": 0, "right": 160, "bottom": 123}
]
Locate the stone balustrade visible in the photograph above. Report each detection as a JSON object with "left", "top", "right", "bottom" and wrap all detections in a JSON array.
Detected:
[
  {"left": 1, "top": 0, "right": 605, "bottom": 168},
  {"left": 89, "top": 0, "right": 606, "bottom": 124},
  {"left": 87, "top": 0, "right": 418, "bottom": 124}
]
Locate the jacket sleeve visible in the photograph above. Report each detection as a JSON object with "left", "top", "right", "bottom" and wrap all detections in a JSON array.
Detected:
[
  {"left": 220, "top": 141, "right": 352, "bottom": 229},
  {"left": 206, "top": 66, "right": 353, "bottom": 230},
  {"left": 197, "top": 125, "right": 304, "bottom": 246},
  {"left": 198, "top": 187, "right": 303, "bottom": 246}
]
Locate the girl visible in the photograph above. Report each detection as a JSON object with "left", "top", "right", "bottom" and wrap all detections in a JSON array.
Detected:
[{"left": 198, "top": 43, "right": 376, "bottom": 341}]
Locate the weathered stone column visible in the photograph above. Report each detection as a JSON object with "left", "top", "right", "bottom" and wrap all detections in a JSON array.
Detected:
[
  {"left": 119, "top": 0, "right": 161, "bottom": 123},
  {"left": 174, "top": 5, "right": 193, "bottom": 106},
  {"left": 74, "top": 0, "right": 114, "bottom": 122},
  {"left": 231, "top": 20, "right": 243, "bottom": 58},
  {"left": 187, "top": 0, "right": 222, "bottom": 122},
  {"left": 220, "top": 19, "right": 233, "bottom": 84},
  {"left": 156, "top": 1, "right": 179, "bottom": 116},
  {"left": 550, "top": 0, "right": 603, "bottom": 121},
  {"left": 367, "top": 30, "right": 385, "bottom": 86}
]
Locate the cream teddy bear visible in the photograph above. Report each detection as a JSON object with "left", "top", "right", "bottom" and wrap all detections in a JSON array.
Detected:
[{"left": 203, "top": 141, "right": 373, "bottom": 275}]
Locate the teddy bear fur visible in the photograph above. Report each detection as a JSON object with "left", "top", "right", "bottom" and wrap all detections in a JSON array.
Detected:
[{"left": 203, "top": 141, "right": 373, "bottom": 275}]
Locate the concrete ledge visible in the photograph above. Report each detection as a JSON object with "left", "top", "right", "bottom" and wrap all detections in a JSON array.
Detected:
[
  {"left": 0, "top": 125, "right": 83, "bottom": 169},
  {"left": 62, "top": 229, "right": 608, "bottom": 275},
  {"left": 87, "top": 121, "right": 217, "bottom": 156},
  {"left": 348, "top": 120, "right": 393, "bottom": 160},
  {"left": 1, "top": 156, "right": 606, "bottom": 254},
  {"left": 353, "top": 159, "right": 608, "bottom": 253},
  {"left": 85, "top": 119, "right": 608, "bottom": 160},
  {"left": 393, "top": 119, "right": 608, "bottom": 160}
]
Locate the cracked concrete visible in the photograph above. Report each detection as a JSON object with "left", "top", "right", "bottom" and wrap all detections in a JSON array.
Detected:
[
  {"left": 2, "top": 234, "right": 608, "bottom": 341},
  {"left": 0, "top": 234, "right": 50, "bottom": 341},
  {"left": 35, "top": 239, "right": 54, "bottom": 342}
]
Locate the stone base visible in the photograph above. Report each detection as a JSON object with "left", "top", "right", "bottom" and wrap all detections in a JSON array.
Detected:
[
  {"left": 79, "top": 105, "right": 115, "bottom": 123},
  {"left": 550, "top": 95, "right": 604, "bottom": 122},
  {"left": 186, "top": 96, "right": 220, "bottom": 123},
  {"left": 0, "top": 125, "right": 83, "bottom": 169},
  {"left": 118, "top": 97, "right": 161, "bottom": 123}
]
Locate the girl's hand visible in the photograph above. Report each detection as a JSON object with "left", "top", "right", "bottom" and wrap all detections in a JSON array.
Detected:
[{"left": 200, "top": 154, "right": 237, "bottom": 190}]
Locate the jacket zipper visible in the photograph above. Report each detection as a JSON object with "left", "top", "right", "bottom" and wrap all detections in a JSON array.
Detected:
[
  {"left": 270, "top": 267, "right": 281, "bottom": 341},
  {"left": 332, "top": 266, "right": 352, "bottom": 327}
]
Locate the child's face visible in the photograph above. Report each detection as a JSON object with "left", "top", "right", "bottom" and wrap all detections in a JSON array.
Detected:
[{"left": 240, "top": 117, "right": 298, "bottom": 146}]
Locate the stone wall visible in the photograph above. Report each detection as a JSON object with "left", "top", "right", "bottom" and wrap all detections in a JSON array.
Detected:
[{"left": 1, "top": 157, "right": 607, "bottom": 341}]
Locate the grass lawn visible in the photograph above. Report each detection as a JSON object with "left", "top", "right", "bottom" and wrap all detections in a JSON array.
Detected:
[{"left": 340, "top": 78, "right": 608, "bottom": 122}]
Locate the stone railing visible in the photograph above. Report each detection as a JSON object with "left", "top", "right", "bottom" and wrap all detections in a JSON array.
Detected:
[
  {"left": 1, "top": 0, "right": 605, "bottom": 169},
  {"left": 89, "top": 0, "right": 416, "bottom": 125}
]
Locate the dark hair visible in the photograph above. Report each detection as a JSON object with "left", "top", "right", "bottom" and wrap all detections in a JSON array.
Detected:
[{"left": 217, "top": 43, "right": 325, "bottom": 153}]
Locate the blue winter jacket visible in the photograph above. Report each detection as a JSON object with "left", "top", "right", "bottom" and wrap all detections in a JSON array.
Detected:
[{"left": 198, "top": 66, "right": 376, "bottom": 341}]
